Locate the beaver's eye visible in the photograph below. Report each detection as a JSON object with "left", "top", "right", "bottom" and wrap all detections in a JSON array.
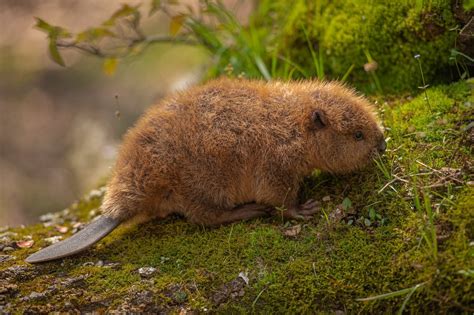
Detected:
[{"left": 354, "top": 131, "right": 364, "bottom": 141}]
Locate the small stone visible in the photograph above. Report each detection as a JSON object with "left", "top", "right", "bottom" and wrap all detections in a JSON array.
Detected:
[
  {"left": 329, "top": 207, "right": 345, "bottom": 222},
  {"left": 415, "top": 131, "right": 426, "bottom": 139},
  {"left": 28, "top": 291, "right": 47, "bottom": 300},
  {"left": 55, "top": 225, "right": 69, "bottom": 234},
  {"left": 238, "top": 272, "right": 249, "bottom": 285},
  {"left": 0, "top": 232, "right": 17, "bottom": 238},
  {"left": 2, "top": 247, "right": 14, "bottom": 252},
  {"left": 283, "top": 224, "right": 301, "bottom": 237},
  {"left": 58, "top": 275, "right": 87, "bottom": 289},
  {"left": 0, "top": 236, "right": 12, "bottom": 245},
  {"left": 88, "top": 188, "right": 106, "bottom": 199},
  {"left": 96, "top": 260, "right": 104, "bottom": 267},
  {"left": 39, "top": 213, "right": 55, "bottom": 222},
  {"left": 104, "top": 262, "right": 120, "bottom": 270},
  {"left": 0, "top": 282, "right": 18, "bottom": 296},
  {"left": 45, "top": 236, "right": 62, "bottom": 244},
  {"left": 71, "top": 222, "right": 85, "bottom": 234},
  {"left": 0, "top": 255, "right": 14, "bottom": 262},
  {"left": 322, "top": 196, "right": 331, "bottom": 202},
  {"left": 138, "top": 267, "right": 158, "bottom": 279}
]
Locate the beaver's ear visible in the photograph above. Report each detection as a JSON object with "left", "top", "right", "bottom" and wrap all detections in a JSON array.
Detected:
[{"left": 310, "top": 110, "right": 327, "bottom": 130}]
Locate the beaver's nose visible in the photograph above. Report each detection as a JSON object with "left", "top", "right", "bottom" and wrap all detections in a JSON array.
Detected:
[{"left": 378, "top": 139, "right": 387, "bottom": 153}]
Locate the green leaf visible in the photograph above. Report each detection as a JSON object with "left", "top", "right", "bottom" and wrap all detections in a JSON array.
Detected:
[
  {"left": 368, "top": 207, "right": 376, "bottom": 221},
  {"left": 48, "top": 37, "right": 65, "bottom": 67},
  {"left": 170, "top": 14, "right": 186, "bottom": 36},
  {"left": 149, "top": 0, "right": 161, "bottom": 16},
  {"left": 104, "top": 4, "right": 140, "bottom": 26},
  {"left": 464, "top": 0, "right": 474, "bottom": 10},
  {"left": 76, "top": 27, "right": 115, "bottom": 43},
  {"left": 457, "top": 269, "right": 474, "bottom": 277},
  {"left": 342, "top": 197, "right": 352, "bottom": 210},
  {"left": 34, "top": 17, "right": 53, "bottom": 32},
  {"left": 103, "top": 58, "right": 118, "bottom": 76},
  {"left": 35, "top": 18, "right": 71, "bottom": 38}
]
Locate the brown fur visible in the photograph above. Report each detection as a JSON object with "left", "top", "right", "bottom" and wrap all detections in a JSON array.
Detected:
[{"left": 102, "top": 78, "right": 385, "bottom": 225}]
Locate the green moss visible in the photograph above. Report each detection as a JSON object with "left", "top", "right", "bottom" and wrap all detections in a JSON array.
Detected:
[
  {"left": 2, "top": 81, "right": 472, "bottom": 312},
  {"left": 255, "top": 0, "right": 461, "bottom": 93}
]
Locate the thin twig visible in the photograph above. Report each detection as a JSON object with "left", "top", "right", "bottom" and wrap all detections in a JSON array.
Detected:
[{"left": 57, "top": 35, "right": 198, "bottom": 59}]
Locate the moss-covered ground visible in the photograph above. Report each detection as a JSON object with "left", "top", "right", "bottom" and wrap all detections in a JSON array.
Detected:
[
  {"left": 251, "top": 0, "right": 464, "bottom": 93},
  {"left": 1, "top": 80, "right": 472, "bottom": 313}
]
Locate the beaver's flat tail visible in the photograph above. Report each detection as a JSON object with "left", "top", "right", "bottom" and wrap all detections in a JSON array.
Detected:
[{"left": 25, "top": 215, "right": 121, "bottom": 263}]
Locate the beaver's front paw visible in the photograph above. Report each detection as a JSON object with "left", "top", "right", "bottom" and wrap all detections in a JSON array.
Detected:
[{"left": 281, "top": 199, "right": 321, "bottom": 220}]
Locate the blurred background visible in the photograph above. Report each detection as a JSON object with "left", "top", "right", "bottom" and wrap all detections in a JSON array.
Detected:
[{"left": 0, "top": 0, "right": 252, "bottom": 226}]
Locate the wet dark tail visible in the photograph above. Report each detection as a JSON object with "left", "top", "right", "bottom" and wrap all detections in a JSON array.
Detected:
[{"left": 25, "top": 215, "right": 121, "bottom": 263}]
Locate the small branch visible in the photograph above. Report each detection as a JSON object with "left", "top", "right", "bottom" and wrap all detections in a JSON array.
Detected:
[
  {"left": 143, "top": 34, "right": 199, "bottom": 46},
  {"left": 56, "top": 34, "right": 199, "bottom": 59}
]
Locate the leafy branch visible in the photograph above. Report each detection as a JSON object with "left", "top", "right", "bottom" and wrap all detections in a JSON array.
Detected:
[{"left": 34, "top": 0, "right": 272, "bottom": 79}]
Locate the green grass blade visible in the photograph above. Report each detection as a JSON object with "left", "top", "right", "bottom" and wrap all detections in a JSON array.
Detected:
[
  {"left": 357, "top": 282, "right": 427, "bottom": 302},
  {"left": 254, "top": 54, "right": 272, "bottom": 81}
]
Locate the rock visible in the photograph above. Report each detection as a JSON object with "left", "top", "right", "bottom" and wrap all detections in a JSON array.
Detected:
[
  {"left": 0, "top": 255, "right": 15, "bottom": 263},
  {"left": 2, "top": 265, "right": 38, "bottom": 281},
  {"left": 0, "top": 281, "right": 19, "bottom": 305},
  {"left": 71, "top": 222, "right": 85, "bottom": 234},
  {"left": 212, "top": 274, "right": 247, "bottom": 305},
  {"left": 329, "top": 206, "right": 346, "bottom": 223},
  {"left": 24, "top": 291, "right": 48, "bottom": 301},
  {"left": 138, "top": 267, "right": 158, "bottom": 279},
  {"left": 283, "top": 224, "right": 302, "bottom": 237},
  {"left": 322, "top": 196, "right": 331, "bottom": 202},
  {"left": 59, "top": 275, "right": 88, "bottom": 288},
  {"left": 45, "top": 236, "right": 62, "bottom": 244},
  {"left": 39, "top": 213, "right": 56, "bottom": 222},
  {"left": 115, "top": 289, "right": 163, "bottom": 313},
  {"left": 0, "top": 237, "right": 12, "bottom": 247},
  {"left": 86, "top": 187, "right": 106, "bottom": 200},
  {"left": 0, "top": 232, "right": 17, "bottom": 238},
  {"left": 238, "top": 272, "right": 249, "bottom": 285},
  {"left": 0, "top": 282, "right": 18, "bottom": 296},
  {"left": 103, "top": 262, "right": 121, "bottom": 269}
]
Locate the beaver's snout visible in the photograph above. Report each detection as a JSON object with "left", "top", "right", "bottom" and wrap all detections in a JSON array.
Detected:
[{"left": 378, "top": 139, "right": 387, "bottom": 154}]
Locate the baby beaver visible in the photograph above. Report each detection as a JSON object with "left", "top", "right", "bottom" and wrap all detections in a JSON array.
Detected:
[{"left": 26, "top": 78, "right": 386, "bottom": 263}]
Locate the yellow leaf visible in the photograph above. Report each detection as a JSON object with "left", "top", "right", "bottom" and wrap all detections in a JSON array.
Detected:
[
  {"left": 103, "top": 58, "right": 118, "bottom": 76},
  {"left": 170, "top": 14, "right": 186, "bottom": 36}
]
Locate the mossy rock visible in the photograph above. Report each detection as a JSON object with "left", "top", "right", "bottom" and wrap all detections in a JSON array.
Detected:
[
  {"left": 1, "top": 81, "right": 473, "bottom": 313},
  {"left": 254, "top": 0, "right": 467, "bottom": 93}
]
